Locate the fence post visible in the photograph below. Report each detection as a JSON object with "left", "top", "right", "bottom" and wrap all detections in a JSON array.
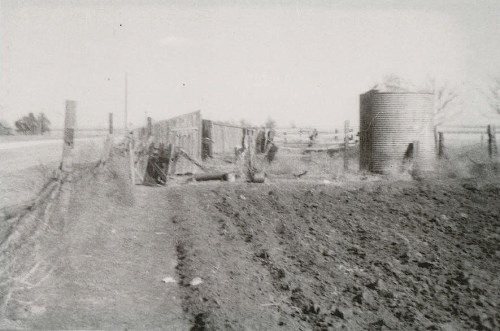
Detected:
[
  {"left": 109, "top": 113, "right": 113, "bottom": 135},
  {"left": 61, "top": 100, "right": 76, "bottom": 172},
  {"left": 202, "top": 120, "right": 213, "bottom": 160},
  {"left": 488, "top": 124, "right": 497, "bottom": 159},
  {"left": 147, "top": 117, "right": 152, "bottom": 138},
  {"left": 129, "top": 131, "right": 135, "bottom": 185},
  {"left": 344, "top": 120, "right": 349, "bottom": 171},
  {"left": 101, "top": 112, "right": 113, "bottom": 164},
  {"left": 438, "top": 132, "right": 444, "bottom": 158}
]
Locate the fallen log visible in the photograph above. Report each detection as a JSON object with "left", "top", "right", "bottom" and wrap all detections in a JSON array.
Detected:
[{"left": 193, "top": 172, "right": 235, "bottom": 182}]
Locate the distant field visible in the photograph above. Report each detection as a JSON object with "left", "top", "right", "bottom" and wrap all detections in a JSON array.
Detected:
[{"left": 0, "top": 129, "right": 114, "bottom": 143}]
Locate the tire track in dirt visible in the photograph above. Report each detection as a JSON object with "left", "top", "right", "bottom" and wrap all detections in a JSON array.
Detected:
[{"left": 0, "top": 176, "right": 67, "bottom": 329}]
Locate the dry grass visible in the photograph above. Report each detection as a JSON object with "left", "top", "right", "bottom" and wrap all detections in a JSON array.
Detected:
[
  {"left": 200, "top": 144, "right": 365, "bottom": 184},
  {"left": 253, "top": 145, "right": 359, "bottom": 179},
  {"left": 434, "top": 143, "right": 499, "bottom": 179},
  {"left": 253, "top": 142, "right": 499, "bottom": 184},
  {"left": 161, "top": 140, "right": 498, "bottom": 185}
]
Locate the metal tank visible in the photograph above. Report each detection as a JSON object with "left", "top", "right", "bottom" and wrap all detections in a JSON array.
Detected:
[{"left": 359, "top": 90, "right": 435, "bottom": 174}]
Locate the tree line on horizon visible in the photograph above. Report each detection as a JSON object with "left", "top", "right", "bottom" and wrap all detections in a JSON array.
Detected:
[
  {"left": 14, "top": 112, "right": 51, "bottom": 135},
  {"left": 0, "top": 112, "right": 52, "bottom": 135}
]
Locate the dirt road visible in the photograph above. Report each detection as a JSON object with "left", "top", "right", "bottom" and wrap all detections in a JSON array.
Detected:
[
  {"left": 1, "top": 155, "right": 499, "bottom": 330},
  {"left": 0, "top": 159, "right": 188, "bottom": 330},
  {"left": 0, "top": 137, "right": 105, "bottom": 173},
  {"left": 0, "top": 137, "right": 106, "bottom": 208}
]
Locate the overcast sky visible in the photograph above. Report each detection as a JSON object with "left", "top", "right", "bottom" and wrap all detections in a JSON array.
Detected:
[{"left": 1, "top": 0, "right": 500, "bottom": 129}]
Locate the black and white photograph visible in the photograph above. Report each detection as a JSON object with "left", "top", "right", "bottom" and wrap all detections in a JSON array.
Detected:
[{"left": 0, "top": 0, "right": 499, "bottom": 330}]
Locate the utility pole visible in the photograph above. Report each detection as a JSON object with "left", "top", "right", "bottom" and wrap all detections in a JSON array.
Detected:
[{"left": 124, "top": 72, "right": 128, "bottom": 132}]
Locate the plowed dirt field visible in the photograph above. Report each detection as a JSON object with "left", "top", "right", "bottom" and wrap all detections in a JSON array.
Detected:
[{"left": 1, "top": 155, "right": 499, "bottom": 330}]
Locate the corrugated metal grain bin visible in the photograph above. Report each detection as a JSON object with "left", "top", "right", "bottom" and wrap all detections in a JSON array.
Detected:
[{"left": 359, "top": 90, "right": 435, "bottom": 174}]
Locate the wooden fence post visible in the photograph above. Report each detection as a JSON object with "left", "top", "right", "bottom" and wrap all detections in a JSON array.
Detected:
[
  {"left": 100, "top": 112, "right": 113, "bottom": 164},
  {"left": 109, "top": 113, "right": 113, "bottom": 135},
  {"left": 438, "top": 132, "right": 444, "bottom": 158},
  {"left": 147, "top": 117, "right": 152, "bottom": 137},
  {"left": 344, "top": 120, "right": 349, "bottom": 171},
  {"left": 488, "top": 124, "right": 497, "bottom": 159},
  {"left": 202, "top": 120, "right": 213, "bottom": 159},
  {"left": 61, "top": 100, "right": 76, "bottom": 172},
  {"left": 129, "top": 131, "right": 135, "bottom": 185}
]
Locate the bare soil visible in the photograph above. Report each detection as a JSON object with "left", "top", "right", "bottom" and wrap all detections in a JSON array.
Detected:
[
  {"left": 166, "top": 175, "right": 499, "bottom": 331},
  {"left": 1, "top": 154, "right": 499, "bottom": 330}
]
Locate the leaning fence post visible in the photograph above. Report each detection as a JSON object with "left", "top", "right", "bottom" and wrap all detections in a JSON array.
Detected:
[
  {"left": 61, "top": 100, "right": 76, "bottom": 172},
  {"left": 344, "top": 120, "right": 349, "bottom": 171},
  {"left": 488, "top": 124, "right": 497, "bottom": 159},
  {"left": 438, "top": 132, "right": 444, "bottom": 158}
]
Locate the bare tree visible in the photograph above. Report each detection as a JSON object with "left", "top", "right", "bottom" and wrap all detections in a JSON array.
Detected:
[
  {"left": 37, "top": 112, "right": 51, "bottom": 134},
  {"left": 373, "top": 76, "right": 459, "bottom": 117},
  {"left": 14, "top": 112, "right": 51, "bottom": 135},
  {"left": 426, "top": 78, "right": 459, "bottom": 114}
]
